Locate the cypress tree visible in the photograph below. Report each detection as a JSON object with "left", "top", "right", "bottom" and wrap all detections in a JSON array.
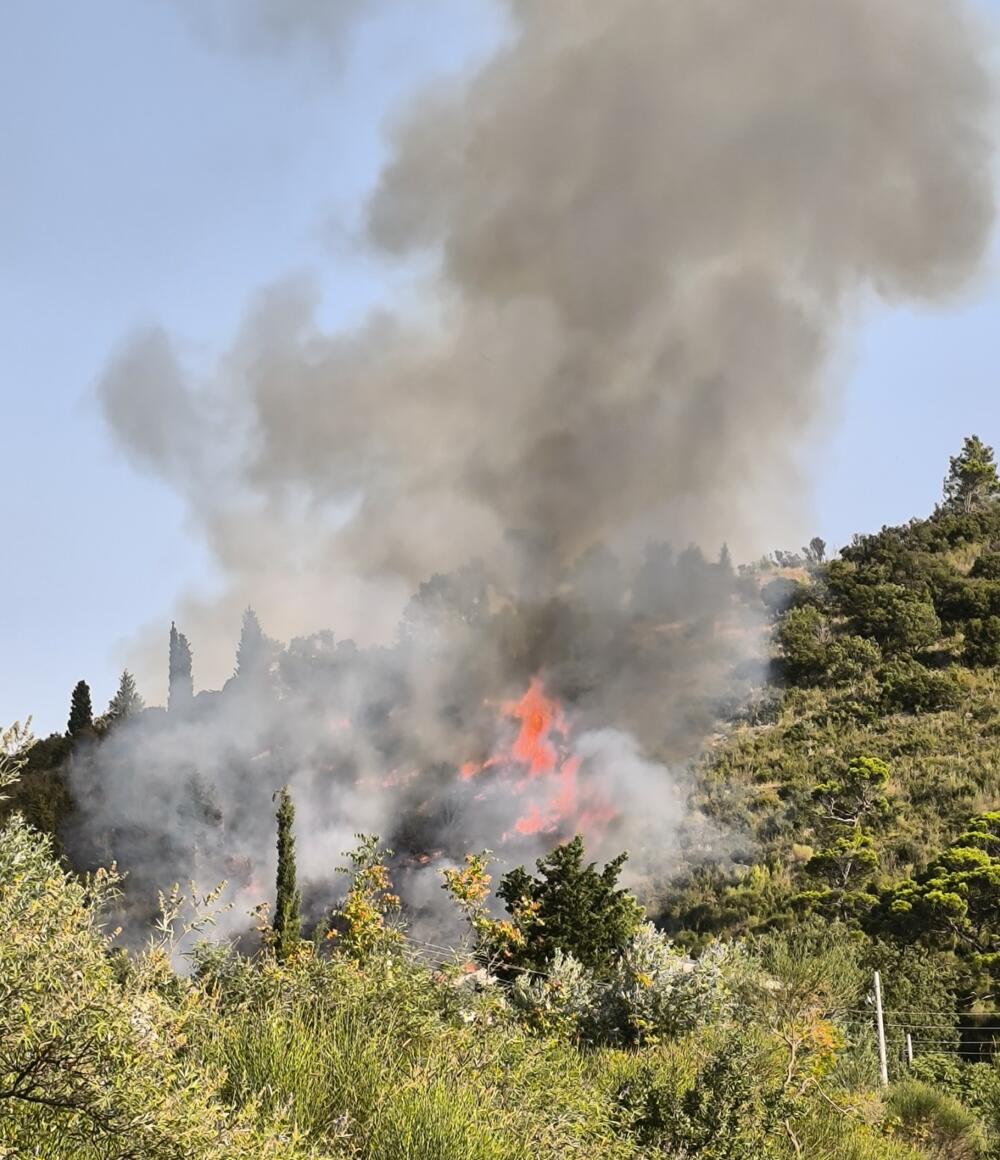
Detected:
[
  {"left": 67, "top": 680, "right": 93, "bottom": 738},
  {"left": 273, "top": 786, "right": 301, "bottom": 961},
  {"left": 235, "top": 607, "right": 267, "bottom": 681},
  {"left": 717, "top": 543, "right": 734, "bottom": 578},
  {"left": 168, "top": 623, "right": 194, "bottom": 714},
  {"left": 106, "top": 670, "right": 145, "bottom": 725}
]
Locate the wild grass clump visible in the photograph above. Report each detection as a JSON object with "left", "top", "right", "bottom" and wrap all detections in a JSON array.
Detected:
[
  {"left": 200, "top": 948, "right": 624, "bottom": 1159},
  {"left": 887, "top": 1081, "right": 988, "bottom": 1160}
]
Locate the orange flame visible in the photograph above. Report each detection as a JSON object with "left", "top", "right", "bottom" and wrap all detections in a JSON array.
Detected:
[
  {"left": 461, "top": 677, "right": 614, "bottom": 842},
  {"left": 507, "top": 677, "right": 566, "bottom": 775}
]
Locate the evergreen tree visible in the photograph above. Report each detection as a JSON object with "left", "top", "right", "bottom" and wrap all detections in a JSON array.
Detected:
[
  {"left": 106, "top": 670, "right": 145, "bottom": 725},
  {"left": 168, "top": 623, "right": 193, "bottom": 714},
  {"left": 497, "top": 836, "right": 644, "bottom": 976},
  {"left": 272, "top": 786, "right": 301, "bottom": 962},
  {"left": 235, "top": 607, "right": 268, "bottom": 681},
  {"left": 943, "top": 435, "right": 1000, "bottom": 513},
  {"left": 717, "top": 543, "right": 734, "bottom": 578},
  {"left": 67, "top": 680, "right": 93, "bottom": 738}
]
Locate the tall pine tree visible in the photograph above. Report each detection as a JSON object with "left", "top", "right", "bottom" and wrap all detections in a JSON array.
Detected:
[
  {"left": 67, "top": 680, "right": 93, "bottom": 738},
  {"left": 273, "top": 786, "right": 301, "bottom": 962},
  {"left": 943, "top": 435, "right": 1000, "bottom": 513},
  {"left": 168, "top": 623, "right": 193, "bottom": 714},
  {"left": 106, "top": 670, "right": 145, "bottom": 725}
]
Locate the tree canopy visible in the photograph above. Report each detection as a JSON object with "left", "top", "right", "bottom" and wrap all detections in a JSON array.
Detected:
[
  {"left": 67, "top": 680, "right": 93, "bottom": 738},
  {"left": 105, "top": 669, "right": 144, "bottom": 725},
  {"left": 943, "top": 435, "right": 1000, "bottom": 514},
  {"left": 272, "top": 785, "right": 301, "bottom": 963},
  {"left": 496, "top": 837, "right": 644, "bottom": 976},
  {"left": 168, "top": 623, "right": 193, "bottom": 713}
]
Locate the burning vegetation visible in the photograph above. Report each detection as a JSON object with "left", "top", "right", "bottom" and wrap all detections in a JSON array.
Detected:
[
  {"left": 62, "top": 545, "right": 757, "bottom": 941},
  {"left": 461, "top": 678, "right": 615, "bottom": 843}
]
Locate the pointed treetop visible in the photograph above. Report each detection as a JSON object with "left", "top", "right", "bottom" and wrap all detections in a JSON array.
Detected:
[
  {"left": 168, "top": 623, "right": 194, "bottom": 713},
  {"left": 273, "top": 785, "right": 301, "bottom": 962},
  {"left": 943, "top": 435, "right": 1000, "bottom": 514},
  {"left": 235, "top": 606, "right": 270, "bottom": 681},
  {"left": 67, "top": 680, "right": 93, "bottom": 738},
  {"left": 718, "top": 543, "right": 734, "bottom": 576},
  {"left": 106, "top": 670, "right": 145, "bottom": 724}
]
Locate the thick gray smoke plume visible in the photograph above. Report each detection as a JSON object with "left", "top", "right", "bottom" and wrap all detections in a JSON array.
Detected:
[
  {"left": 104, "top": 0, "right": 994, "bottom": 678},
  {"left": 89, "top": 0, "right": 995, "bottom": 938}
]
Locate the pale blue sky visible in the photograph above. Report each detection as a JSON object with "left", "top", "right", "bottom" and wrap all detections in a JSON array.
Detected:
[{"left": 2, "top": 0, "right": 999, "bottom": 734}]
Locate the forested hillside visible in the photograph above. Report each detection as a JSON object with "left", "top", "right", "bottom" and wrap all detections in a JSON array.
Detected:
[{"left": 5, "top": 437, "right": 1000, "bottom": 1157}]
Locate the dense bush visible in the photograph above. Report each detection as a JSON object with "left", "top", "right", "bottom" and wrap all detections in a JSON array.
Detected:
[
  {"left": 0, "top": 814, "right": 316, "bottom": 1159},
  {"left": 493, "top": 837, "right": 645, "bottom": 976},
  {"left": 508, "top": 925, "right": 736, "bottom": 1046},
  {"left": 880, "top": 661, "right": 963, "bottom": 714},
  {"left": 969, "top": 554, "right": 1000, "bottom": 581},
  {"left": 845, "top": 583, "right": 941, "bottom": 656},
  {"left": 963, "top": 617, "right": 1000, "bottom": 666},
  {"left": 776, "top": 604, "right": 833, "bottom": 684},
  {"left": 614, "top": 1031, "right": 790, "bottom": 1158},
  {"left": 887, "top": 1081, "right": 987, "bottom": 1159}
]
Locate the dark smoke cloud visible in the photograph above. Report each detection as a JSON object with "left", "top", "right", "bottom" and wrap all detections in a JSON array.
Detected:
[{"left": 89, "top": 0, "right": 996, "bottom": 937}]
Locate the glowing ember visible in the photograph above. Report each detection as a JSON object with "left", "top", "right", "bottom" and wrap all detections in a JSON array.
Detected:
[{"left": 461, "top": 677, "right": 614, "bottom": 842}]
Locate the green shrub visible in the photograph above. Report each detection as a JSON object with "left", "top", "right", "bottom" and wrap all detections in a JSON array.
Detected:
[
  {"left": 828, "top": 636, "right": 884, "bottom": 684},
  {"left": 615, "top": 1031, "right": 789, "bottom": 1158},
  {"left": 776, "top": 605, "right": 833, "bottom": 684},
  {"left": 880, "top": 661, "right": 963, "bottom": 714},
  {"left": 509, "top": 926, "right": 737, "bottom": 1047},
  {"left": 964, "top": 617, "right": 1000, "bottom": 666},
  {"left": 908, "top": 1055, "right": 1000, "bottom": 1126},
  {"left": 495, "top": 837, "right": 644, "bottom": 977},
  {"left": 887, "top": 1079, "right": 987, "bottom": 1159},
  {"left": 846, "top": 583, "right": 942, "bottom": 656},
  {"left": 969, "top": 554, "right": 1000, "bottom": 581},
  {"left": 0, "top": 814, "right": 315, "bottom": 1159}
]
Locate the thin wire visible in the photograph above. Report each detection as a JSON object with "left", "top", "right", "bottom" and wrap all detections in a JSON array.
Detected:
[
  {"left": 846, "top": 1017, "right": 1000, "bottom": 1030},
  {"left": 906, "top": 1050, "right": 996, "bottom": 1054},
  {"left": 890, "top": 1025, "right": 1000, "bottom": 1034},
  {"left": 845, "top": 1010, "right": 1000, "bottom": 1017},
  {"left": 842, "top": 1024, "right": 1000, "bottom": 1032}
]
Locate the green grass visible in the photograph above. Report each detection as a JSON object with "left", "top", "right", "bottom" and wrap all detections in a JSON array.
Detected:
[
  {"left": 887, "top": 1081, "right": 988, "bottom": 1160},
  {"left": 202, "top": 962, "right": 619, "bottom": 1159}
]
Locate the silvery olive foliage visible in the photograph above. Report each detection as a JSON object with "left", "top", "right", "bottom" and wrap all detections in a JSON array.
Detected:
[{"left": 507, "top": 924, "right": 739, "bottom": 1046}]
